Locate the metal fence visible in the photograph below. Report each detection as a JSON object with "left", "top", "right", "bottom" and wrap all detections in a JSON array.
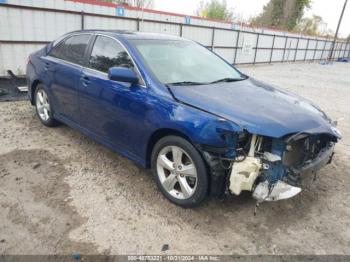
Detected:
[{"left": 0, "top": 1, "right": 349, "bottom": 76}]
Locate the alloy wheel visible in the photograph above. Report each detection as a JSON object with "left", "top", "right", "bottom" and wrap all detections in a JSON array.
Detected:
[
  {"left": 36, "top": 89, "right": 51, "bottom": 122},
  {"left": 156, "top": 145, "right": 198, "bottom": 200}
]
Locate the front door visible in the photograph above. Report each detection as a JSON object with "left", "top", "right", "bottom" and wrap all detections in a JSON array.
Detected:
[{"left": 78, "top": 35, "right": 149, "bottom": 154}]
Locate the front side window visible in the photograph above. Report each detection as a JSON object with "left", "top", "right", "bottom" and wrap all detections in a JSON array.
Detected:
[
  {"left": 89, "top": 36, "right": 134, "bottom": 73},
  {"left": 130, "top": 39, "right": 244, "bottom": 85},
  {"left": 50, "top": 34, "right": 91, "bottom": 65}
]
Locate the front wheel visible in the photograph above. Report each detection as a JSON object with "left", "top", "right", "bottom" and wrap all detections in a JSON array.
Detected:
[{"left": 151, "top": 136, "right": 208, "bottom": 208}]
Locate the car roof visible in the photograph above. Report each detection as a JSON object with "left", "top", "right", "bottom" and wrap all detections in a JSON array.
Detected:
[{"left": 69, "top": 30, "right": 184, "bottom": 41}]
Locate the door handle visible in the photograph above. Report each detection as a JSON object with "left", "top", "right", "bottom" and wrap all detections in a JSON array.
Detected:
[
  {"left": 44, "top": 62, "right": 50, "bottom": 71},
  {"left": 81, "top": 75, "right": 91, "bottom": 87}
]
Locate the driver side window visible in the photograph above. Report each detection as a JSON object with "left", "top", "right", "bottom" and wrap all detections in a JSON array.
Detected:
[{"left": 89, "top": 36, "right": 135, "bottom": 73}]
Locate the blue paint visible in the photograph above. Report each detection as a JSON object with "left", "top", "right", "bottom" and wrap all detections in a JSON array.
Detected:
[
  {"left": 265, "top": 162, "right": 286, "bottom": 183},
  {"left": 26, "top": 30, "right": 339, "bottom": 173},
  {"left": 185, "top": 16, "right": 191, "bottom": 24},
  {"left": 271, "top": 139, "right": 286, "bottom": 156},
  {"left": 265, "top": 139, "right": 286, "bottom": 183},
  {"left": 170, "top": 77, "right": 337, "bottom": 138},
  {"left": 116, "top": 6, "right": 125, "bottom": 16}
]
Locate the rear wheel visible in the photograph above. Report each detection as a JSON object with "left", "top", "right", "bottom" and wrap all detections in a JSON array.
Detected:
[
  {"left": 35, "top": 85, "right": 59, "bottom": 127},
  {"left": 151, "top": 136, "right": 208, "bottom": 208}
]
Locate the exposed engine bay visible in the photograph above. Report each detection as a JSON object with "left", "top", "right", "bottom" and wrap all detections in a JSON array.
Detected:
[{"left": 227, "top": 131, "right": 338, "bottom": 203}]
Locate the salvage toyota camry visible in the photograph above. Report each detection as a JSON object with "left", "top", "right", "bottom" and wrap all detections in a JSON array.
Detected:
[{"left": 26, "top": 30, "right": 341, "bottom": 207}]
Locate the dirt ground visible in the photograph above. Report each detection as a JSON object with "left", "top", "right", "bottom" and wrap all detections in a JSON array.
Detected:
[{"left": 0, "top": 62, "right": 349, "bottom": 255}]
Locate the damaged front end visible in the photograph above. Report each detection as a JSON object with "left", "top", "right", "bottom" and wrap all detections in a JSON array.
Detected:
[
  {"left": 230, "top": 131, "right": 339, "bottom": 203},
  {"left": 199, "top": 128, "right": 340, "bottom": 203}
]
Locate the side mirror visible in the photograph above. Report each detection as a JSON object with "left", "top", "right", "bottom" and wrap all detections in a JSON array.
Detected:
[{"left": 108, "top": 67, "right": 139, "bottom": 84}]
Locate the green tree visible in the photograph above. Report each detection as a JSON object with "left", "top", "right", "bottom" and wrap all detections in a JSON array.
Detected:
[
  {"left": 251, "top": 0, "right": 311, "bottom": 30},
  {"left": 103, "top": 0, "right": 153, "bottom": 8},
  {"left": 295, "top": 15, "right": 323, "bottom": 35},
  {"left": 126, "top": 0, "right": 153, "bottom": 8},
  {"left": 295, "top": 15, "right": 335, "bottom": 37},
  {"left": 196, "top": 0, "right": 234, "bottom": 21}
]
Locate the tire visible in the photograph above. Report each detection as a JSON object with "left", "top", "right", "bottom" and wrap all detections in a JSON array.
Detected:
[
  {"left": 151, "top": 135, "right": 208, "bottom": 208},
  {"left": 34, "top": 84, "right": 59, "bottom": 127}
]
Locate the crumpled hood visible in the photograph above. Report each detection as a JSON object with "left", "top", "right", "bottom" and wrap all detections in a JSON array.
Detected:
[{"left": 169, "top": 78, "right": 339, "bottom": 138}]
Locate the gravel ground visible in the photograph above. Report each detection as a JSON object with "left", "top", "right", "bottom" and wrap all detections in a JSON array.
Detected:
[{"left": 0, "top": 62, "right": 349, "bottom": 255}]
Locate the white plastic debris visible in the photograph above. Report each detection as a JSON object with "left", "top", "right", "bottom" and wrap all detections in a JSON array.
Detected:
[
  {"left": 253, "top": 180, "right": 301, "bottom": 202},
  {"left": 263, "top": 152, "right": 281, "bottom": 162}
]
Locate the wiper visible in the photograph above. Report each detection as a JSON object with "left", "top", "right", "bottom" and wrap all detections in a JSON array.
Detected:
[
  {"left": 210, "top": 77, "right": 246, "bottom": 84},
  {"left": 166, "top": 81, "right": 205, "bottom": 86}
]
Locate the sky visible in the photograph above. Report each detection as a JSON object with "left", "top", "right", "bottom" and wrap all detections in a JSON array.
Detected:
[{"left": 152, "top": 0, "right": 350, "bottom": 37}]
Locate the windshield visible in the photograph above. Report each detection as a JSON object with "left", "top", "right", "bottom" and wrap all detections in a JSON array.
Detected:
[{"left": 130, "top": 39, "right": 244, "bottom": 85}]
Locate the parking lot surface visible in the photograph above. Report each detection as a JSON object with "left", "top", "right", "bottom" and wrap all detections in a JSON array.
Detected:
[{"left": 0, "top": 62, "right": 349, "bottom": 255}]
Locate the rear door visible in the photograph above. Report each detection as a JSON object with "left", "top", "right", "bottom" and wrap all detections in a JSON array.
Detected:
[
  {"left": 44, "top": 34, "right": 92, "bottom": 123},
  {"left": 78, "top": 35, "right": 149, "bottom": 154}
]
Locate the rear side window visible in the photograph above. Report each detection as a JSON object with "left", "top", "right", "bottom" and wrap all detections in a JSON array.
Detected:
[
  {"left": 89, "top": 36, "right": 134, "bottom": 73},
  {"left": 50, "top": 34, "right": 91, "bottom": 65}
]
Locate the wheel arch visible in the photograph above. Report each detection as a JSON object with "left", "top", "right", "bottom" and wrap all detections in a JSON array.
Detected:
[
  {"left": 145, "top": 125, "right": 235, "bottom": 198},
  {"left": 145, "top": 128, "right": 195, "bottom": 168},
  {"left": 30, "top": 80, "right": 42, "bottom": 105}
]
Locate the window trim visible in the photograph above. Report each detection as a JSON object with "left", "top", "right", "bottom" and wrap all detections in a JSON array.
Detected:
[
  {"left": 48, "top": 33, "right": 93, "bottom": 66},
  {"left": 47, "top": 32, "right": 146, "bottom": 88},
  {"left": 87, "top": 33, "right": 146, "bottom": 88}
]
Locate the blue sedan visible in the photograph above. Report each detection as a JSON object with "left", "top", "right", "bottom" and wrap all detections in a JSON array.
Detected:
[{"left": 26, "top": 30, "right": 341, "bottom": 207}]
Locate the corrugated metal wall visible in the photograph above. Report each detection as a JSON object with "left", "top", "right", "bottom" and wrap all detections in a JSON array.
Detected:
[{"left": 0, "top": 0, "right": 349, "bottom": 76}]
